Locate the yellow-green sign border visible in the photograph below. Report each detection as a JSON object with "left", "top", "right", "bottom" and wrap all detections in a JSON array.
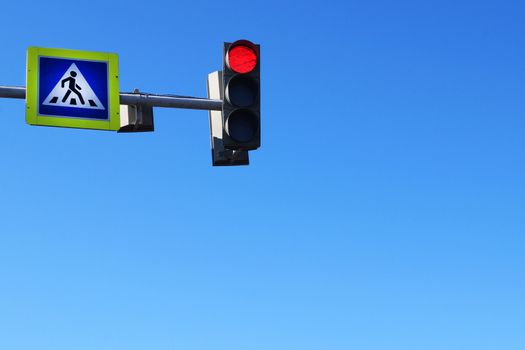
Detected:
[{"left": 26, "top": 47, "right": 120, "bottom": 131}]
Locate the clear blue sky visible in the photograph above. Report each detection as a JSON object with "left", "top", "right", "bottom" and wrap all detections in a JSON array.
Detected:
[{"left": 0, "top": 1, "right": 524, "bottom": 349}]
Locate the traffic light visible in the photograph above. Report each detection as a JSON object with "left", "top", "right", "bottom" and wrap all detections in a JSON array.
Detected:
[{"left": 221, "top": 40, "right": 260, "bottom": 150}]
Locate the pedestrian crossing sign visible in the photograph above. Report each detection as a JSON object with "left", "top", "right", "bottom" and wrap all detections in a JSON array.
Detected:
[{"left": 26, "top": 47, "right": 120, "bottom": 131}]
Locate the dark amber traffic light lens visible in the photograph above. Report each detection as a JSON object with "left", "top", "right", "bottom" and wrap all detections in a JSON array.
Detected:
[
  {"left": 226, "top": 75, "right": 258, "bottom": 107},
  {"left": 225, "top": 109, "right": 258, "bottom": 143},
  {"left": 227, "top": 45, "right": 257, "bottom": 74}
]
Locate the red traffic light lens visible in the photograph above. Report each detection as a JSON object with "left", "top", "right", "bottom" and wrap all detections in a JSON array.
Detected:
[{"left": 228, "top": 45, "right": 257, "bottom": 74}]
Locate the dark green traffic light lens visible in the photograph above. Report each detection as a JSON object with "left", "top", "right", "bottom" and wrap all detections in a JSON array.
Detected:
[
  {"left": 225, "top": 109, "right": 258, "bottom": 143},
  {"left": 226, "top": 75, "right": 258, "bottom": 107}
]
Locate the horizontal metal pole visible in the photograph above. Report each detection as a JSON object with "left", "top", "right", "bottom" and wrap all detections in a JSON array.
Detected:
[
  {"left": 120, "top": 92, "right": 222, "bottom": 111},
  {"left": 0, "top": 86, "right": 222, "bottom": 111},
  {"left": 0, "top": 86, "right": 25, "bottom": 99}
]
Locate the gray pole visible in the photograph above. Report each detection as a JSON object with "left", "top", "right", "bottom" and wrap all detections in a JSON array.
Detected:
[
  {"left": 0, "top": 86, "right": 26, "bottom": 99},
  {"left": 0, "top": 86, "right": 222, "bottom": 111}
]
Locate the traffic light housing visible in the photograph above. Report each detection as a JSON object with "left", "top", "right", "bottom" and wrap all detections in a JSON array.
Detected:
[{"left": 221, "top": 40, "right": 260, "bottom": 150}]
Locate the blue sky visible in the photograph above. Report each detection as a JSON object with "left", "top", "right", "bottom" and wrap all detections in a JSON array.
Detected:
[{"left": 0, "top": 0, "right": 524, "bottom": 349}]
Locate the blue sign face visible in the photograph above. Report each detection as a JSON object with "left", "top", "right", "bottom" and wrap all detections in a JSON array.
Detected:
[{"left": 38, "top": 57, "right": 109, "bottom": 120}]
